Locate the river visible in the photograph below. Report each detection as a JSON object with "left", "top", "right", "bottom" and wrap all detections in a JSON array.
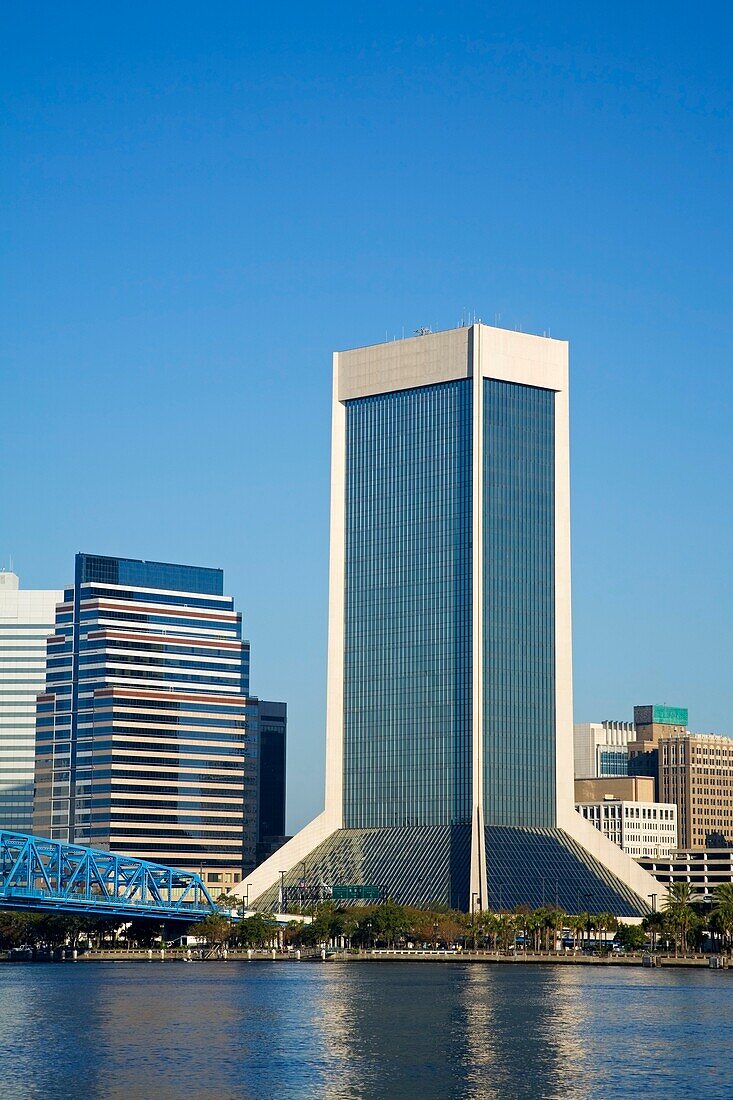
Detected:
[{"left": 0, "top": 961, "right": 730, "bottom": 1098}]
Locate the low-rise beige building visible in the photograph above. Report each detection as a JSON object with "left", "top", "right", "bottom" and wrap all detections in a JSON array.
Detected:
[{"left": 575, "top": 776, "right": 677, "bottom": 859}]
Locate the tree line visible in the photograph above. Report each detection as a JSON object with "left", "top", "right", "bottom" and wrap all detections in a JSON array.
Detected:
[
  {"left": 190, "top": 883, "right": 733, "bottom": 955},
  {"left": 3, "top": 882, "right": 732, "bottom": 955}
]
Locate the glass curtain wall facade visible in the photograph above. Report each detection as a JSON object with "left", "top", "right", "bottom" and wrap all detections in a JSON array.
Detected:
[
  {"left": 34, "top": 554, "right": 257, "bottom": 890},
  {"left": 483, "top": 380, "right": 556, "bottom": 828},
  {"left": 343, "top": 381, "right": 473, "bottom": 829}
]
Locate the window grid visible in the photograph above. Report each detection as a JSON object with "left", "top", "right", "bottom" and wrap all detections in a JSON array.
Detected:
[
  {"left": 343, "top": 380, "right": 473, "bottom": 828},
  {"left": 483, "top": 379, "right": 556, "bottom": 828}
]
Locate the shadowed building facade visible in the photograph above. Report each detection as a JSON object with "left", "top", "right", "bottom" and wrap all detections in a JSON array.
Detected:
[{"left": 237, "top": 326, "right": 660, "bottom": 915}]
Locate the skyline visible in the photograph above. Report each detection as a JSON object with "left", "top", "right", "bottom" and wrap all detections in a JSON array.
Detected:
[{"left": 2, "top": 4, "right": 731, "bottom": 833}]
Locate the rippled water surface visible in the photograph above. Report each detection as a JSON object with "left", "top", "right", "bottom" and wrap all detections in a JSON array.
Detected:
[{"left": 0, "top": 961, "right": 731, "bottom": 1099}]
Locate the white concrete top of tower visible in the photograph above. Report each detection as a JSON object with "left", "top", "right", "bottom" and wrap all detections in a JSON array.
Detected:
[
  {"left": 0, "top": 573, "right": 63, "bottom": 622},
  {"left": 336, "top": 323, "right": 568, "bottom": 402}
]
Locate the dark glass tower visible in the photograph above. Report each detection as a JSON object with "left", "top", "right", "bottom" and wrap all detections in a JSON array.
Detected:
[{"left": 239, "top": 326, "right": 660, "bottom": 915}]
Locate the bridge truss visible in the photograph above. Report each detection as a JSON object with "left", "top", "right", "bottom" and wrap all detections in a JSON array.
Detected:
[{"left": 0, "top": 830, "right": 218, "bottom": 922}]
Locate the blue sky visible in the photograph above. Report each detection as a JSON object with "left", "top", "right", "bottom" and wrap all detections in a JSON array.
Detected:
[{"left": 2, "top": 3, "right": 731, "bottom": 830}]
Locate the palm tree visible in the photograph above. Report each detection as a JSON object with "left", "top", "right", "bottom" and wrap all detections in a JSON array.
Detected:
[
  {"left": 569, "top": 913, "right": 587, "bottom": 951},
  {"left": 497, "top": 913, "right": 518, "bottom": 952},
  {"left": 524, "top": 911, "right": 543, "bottom": 953},
  {"left": 596, "top": 912, "right": 619, "bottom": 951},
  {"left": 664, "top": 882, "right": 695, "bottom": 955},
  {"left": 541, "top": 907, "right": 565, "bottom": 953},
  {"left": 712, "top": 884, "right": 733, "bottom": 952},
  {"left": 478, "top": 911, "right": 500, "bottom": 952},
  {"left": 643, "top": 910, "right": 666, "bottom": 953}
]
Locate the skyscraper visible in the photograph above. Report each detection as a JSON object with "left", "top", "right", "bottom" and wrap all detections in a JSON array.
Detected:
[
  {"left": 237, "top": 325, "right": 659, "bottom": 914},
  {"left": 255, "top": 699, "right": 289, "bottom": 865},
  {"left": 34, "top": 554, "right": 257, "bottom": 893},
  {"left": 0, "top": 572, "right": 62, "bottom": 831}
]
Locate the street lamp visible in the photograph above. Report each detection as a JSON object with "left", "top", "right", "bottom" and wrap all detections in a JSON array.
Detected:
[
  {"left": 300, "top": 860, "right": 307, "bottom": 913},
  {"left": 648, "top": 893, "right": 658, "bottom": 952},
  {"left": 584, "top": 893, "right": 593, "bottom": 948},
  {"left": 471, "top": 893, "right": 479, "bottom": 950}
]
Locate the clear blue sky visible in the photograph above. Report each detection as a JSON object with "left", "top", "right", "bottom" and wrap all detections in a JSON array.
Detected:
[{"left": 2, "top": 3, "right": 731, "bottom": 831}]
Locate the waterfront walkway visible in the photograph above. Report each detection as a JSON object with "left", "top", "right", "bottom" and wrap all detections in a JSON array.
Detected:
[{"left": 8, "top": 947, "right": 726, "bottom": 969}]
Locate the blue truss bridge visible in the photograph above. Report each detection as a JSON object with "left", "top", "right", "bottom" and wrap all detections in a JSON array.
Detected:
[{"left": 0, "top": 830, "right": 218, "bottom": 922}]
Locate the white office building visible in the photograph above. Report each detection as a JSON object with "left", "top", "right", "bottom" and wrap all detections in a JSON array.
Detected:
[
  {"left": 0, "top": 572, "right": 61, "bottom": 832},
  {"left": 574, "top": 720, "right": 636, "bottom": 779},
  {"left": 235, "top": 324, "right": 661, "bottom": 915}
]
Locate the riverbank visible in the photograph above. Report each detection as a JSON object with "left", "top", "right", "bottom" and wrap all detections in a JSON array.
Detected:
[
  {"left": 332, "top": 949, "right": 727, "bottom": 969},
  {"left": 7, "top": 947, "right": 726, "bottom": 969}
]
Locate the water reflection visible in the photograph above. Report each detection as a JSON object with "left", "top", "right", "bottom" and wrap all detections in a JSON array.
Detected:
[
  {"left": 0, "top": 961, "right": 732, "bottom": 1099},
  {"left": 458, "top": 965, "right": 589, "bottom": 1099}
]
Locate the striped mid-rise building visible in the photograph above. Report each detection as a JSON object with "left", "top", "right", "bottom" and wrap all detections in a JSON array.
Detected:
[
  {"left": 33, "top": 554, "right": 258, "bottom": 892},
  {"left": 0, "top": 572, "right": 62, "bottom": 832}
]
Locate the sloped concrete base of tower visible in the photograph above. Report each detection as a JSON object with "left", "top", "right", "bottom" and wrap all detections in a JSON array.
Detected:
[{"left": 249, "top": 824, "right": 651, "bottom": 916}]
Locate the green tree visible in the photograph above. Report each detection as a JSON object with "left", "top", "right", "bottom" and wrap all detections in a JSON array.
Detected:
[
  {"left": 712, "top": 884, "right": 733, "bottom": 951},
  {"left": 569, "top": 914, "right": 587, "bottom": 950},
  {"left": 189, "top": 913, "right": 233, "bottom": 951},
  {"left": 372, "top": 900, "right": 408, "bottom": 947},
  {"left": 540, "top": 908, "right": 565, "bottom": 953},
  {"left": 595, "top": 912, "right": 619, "bottom": 951},
  {"left": 663, "top": 883, "right": 696, "bottom": 955},
  {"left": 615, "top": 923, "right": 646, "bottom": 951},
  {"left": 496, "top": 913, "right": 518, "bottom": 951},
  {"left": 642, "top": 911, "right": 666, "bottom": 952},
  {"left": 524, "top": 911, "right": 543, "bottom": 953},
  {"left": 235, "top": 912, "right": 277, "bottom": 948}
]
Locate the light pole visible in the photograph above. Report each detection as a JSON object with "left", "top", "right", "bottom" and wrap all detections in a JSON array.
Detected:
[
  {"left": 471, "top": 892, "right": 479, "bottom": 950},
  {"left": 584, "top": 893, "right": 593, "bottom": 948},
  {"left": 279, "top": 870, "right": 286, "bottom": 915},
  {"left": 300, "top": 860, "right": 307, "bottom": 913},
  {"left": 648, "top": 893, "right": 658, "bottom": 952}
]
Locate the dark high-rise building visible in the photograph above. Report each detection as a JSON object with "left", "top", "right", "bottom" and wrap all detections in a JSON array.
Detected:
[
  {"left": 256, "top": 699, "right": 288, "bottom": 863},
  {"left": 257, "top": 702, "right": 287, "bottom": 838},
  {"left": 34, "top": 553, "right": 258, "bottom": 893},
  {"left": 237, "top": 326, "right": 660, "bottom": 915}
]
